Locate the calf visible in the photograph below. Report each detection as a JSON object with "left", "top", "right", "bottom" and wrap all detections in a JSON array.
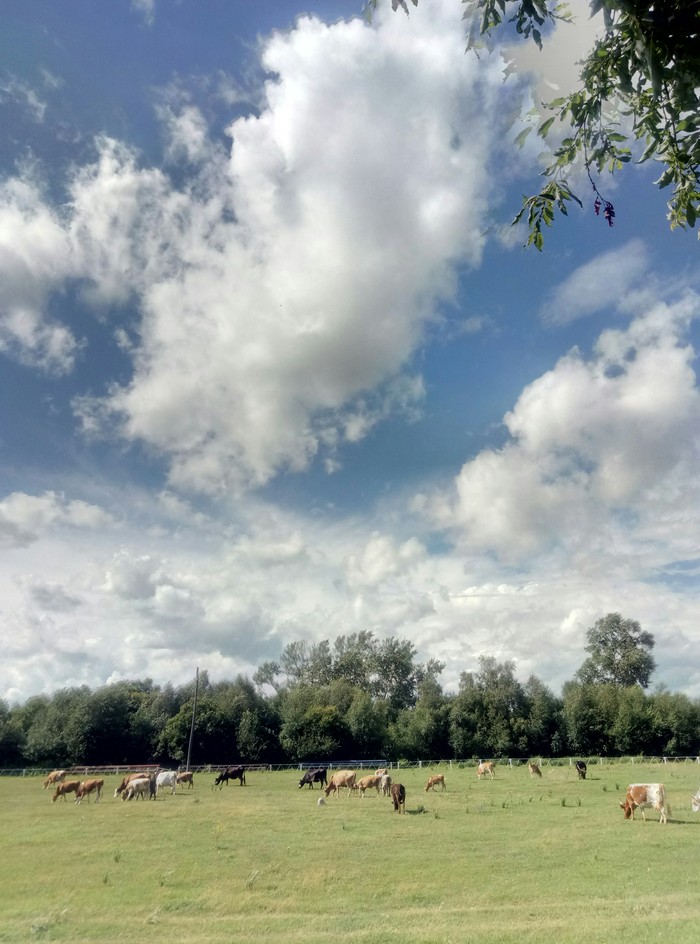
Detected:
[
  {"left": 620, "top": 783, "right": 669, "bottom": 824},
  {"left": 75, "top": 778, "right": 104, "bottom": 804},
  {"left": 575, "top": 761, "right": 587, "bottom": 780},
  {"left": 477, "top": 761, "right": 495, "bottom": 780},
  {"left": 380, "top": 774, "right": 392, "bottom": 796},
  {"left": 356, "top": 774, "right": 382, "bottom": 797},
  {"left": 391, "top": 782, "right": 406, "bottom": 813},
  {"left": 52, "top": 780, "right": 81, "bottom": 803},
  {"left": 176, "top": 771, "right": 194, "bottom": 789},
  {"left": 425, "top": 774, "right": 446, "bottom": 792},
  {"left": 298, "top": 767, "right": 327, "bottom": 790},
  {"left": 528, "top": 762, "right": 542, "bottom": 778},
  {"left": 44, "top": 769, "right": 66, "bottom": 789},
  {"left": 324, "top": 770, "right": 356, "bottom": 798}
]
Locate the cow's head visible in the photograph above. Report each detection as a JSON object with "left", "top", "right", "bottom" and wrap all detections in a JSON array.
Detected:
[{"left": 620, "top": 799, "right": 633, "bottom": 819}]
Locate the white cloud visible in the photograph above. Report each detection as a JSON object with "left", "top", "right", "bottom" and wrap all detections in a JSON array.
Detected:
[
  {"left": 0, "top": 177, "right": 80, "bottom": 373},
  {"left": 0, "top": 492, "right": 115, "bottom": 548},
  {"left": 540, "top": 239, "right": 650, "bottom": 325},
  {"left": 1, "top": 1, "right": 513, "bottom": 495},
  {"left": 421, "top": 290, "right": 700, "bottom": 564}
]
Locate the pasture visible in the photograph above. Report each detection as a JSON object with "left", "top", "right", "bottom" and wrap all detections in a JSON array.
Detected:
[{"left": 1, "top": 762, "right": 700, "bottom": 943}]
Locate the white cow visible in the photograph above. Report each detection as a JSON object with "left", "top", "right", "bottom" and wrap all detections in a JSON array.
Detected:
[
  {"left": 156, "top": 770, "right": 178, "bottom": 795},
  {"left": 123, "top": 777, "right": 151, "bottom": 801},
  {"left": 690, "top": 788, "right": 700, "bottom": 813}
]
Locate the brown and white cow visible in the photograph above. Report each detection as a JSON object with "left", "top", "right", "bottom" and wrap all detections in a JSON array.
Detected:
[
  {"left": 355, "top": 774, "right": 382, "bottom": 797},
  {"left": 528, "top": 762, "right": 542, "bottom": 778},
  {"left": 477, "top": 761, "right": 495, "bottom": 780},
  {"left": 176, "top": 771, "right": 194, "bottom": 789},
  {"left": 52, "top": 780, "right": 81, "bottom": 802},
  {"left": 620, "top": 784, "right": 669, "bottom": 824},
  {"left": 123, "top": 777, "right": 151, "bottom": 801},
  {"left": 391, "top": 782, "right": 406, "bottom": 813},
  {"left": 75, "top": 778, "right": 104, "bottom": 804},
  {"left": 324, "top": 770, "right": 356, "bottom": 798},
  {"left": 114, "top": 771, "right": 155, "bottom": 798},
  {"left": 44, "top": 769, "right": 67, "bottom": 789},
  {"left": 375, "top": 768, "right": 388, "bottom": 777},
  {"left": 425, "top": 774, "right": 446, "bottom": 792}
]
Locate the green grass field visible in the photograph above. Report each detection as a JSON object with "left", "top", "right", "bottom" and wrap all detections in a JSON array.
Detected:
[{"left": 2, "top": 762, "right": 700, "bottom": 943}]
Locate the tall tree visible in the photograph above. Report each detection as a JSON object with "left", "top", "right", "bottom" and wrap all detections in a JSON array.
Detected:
[
  {"left": 368, "top": 0, "right": 700, "bottom": 247},
  {"left": 575, "top": 612, "right": 656, "bottom": 688}
]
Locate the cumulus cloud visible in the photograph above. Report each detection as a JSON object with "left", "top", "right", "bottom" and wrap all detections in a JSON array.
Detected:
[
  {"left": 0, "top": 178, "right": 80, "bottom": 373},
  {"left": 0, "top": 492, "right": 115, "bottom": 548},
  {"left": 540, "top": 239, "right": 650, "bottom": 325},
  {"left": 421, "top": 290, "right": 700, "bottom": 563},
  {"left": 1, "top": 1, "right": 513, "bottom": 495}
]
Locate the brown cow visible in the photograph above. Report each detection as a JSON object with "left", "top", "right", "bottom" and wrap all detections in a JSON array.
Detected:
[
  {"left": 176, "top": 771, "right": 194, "bottom": 789},
  {"left": 52, "top": 780, "right": 81, "bottom": 803},
  {"left": 76, "top": 778, "right": 104, "bottom": 804},
  {"left": 391, "top": 782, "right": 406, "bottom": 813},
  {"left": 324, "top": 770, "right": 356, "bottom": 798},
  {"left": 424, "top": 774, "right": 446, "bottom": 792},
  {"left": 477, "top": 761, "right": 495, "bottom": 780},
  {"left": 375, "top": 768, "right": 388, "bottom": 777},
  {"left": 620, "top": 784, "right": 669, "bottom": 824},
  {"left": 528, "top": 762, "right": 542, "bottom": 778},
  {"left": 355, "top": 774, "right": 382, "bottom": 797},
  {"left": 44, "top": 769, "right": 66, "bottom": 789}
]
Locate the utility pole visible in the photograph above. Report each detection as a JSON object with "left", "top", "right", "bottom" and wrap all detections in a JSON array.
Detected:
[{"left": 186, "top": 667, "right": 199, "bottom": 773}]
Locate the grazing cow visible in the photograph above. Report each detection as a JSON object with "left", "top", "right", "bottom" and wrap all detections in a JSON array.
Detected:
[
  {"left": 214, "top": 766, "right": 246, "bottom": 788},
  {"left": 123, "top": 777, "right": 151, "bottom": 801},
  {"left": 425, "top": 774, "right": 446, "bottom": 792},
  {"left": 356, "top": 774, "right": 382, "bottom": 797},
  {"left": 176, "top": 771, "right": 194, "bottom": 789},
  {"left": 298, "top": 768, "right": 327, "bottom": 790},
  {"left": 156, "top": 771, "right": 178, "bottom": 795},
  {"left": 528, "top": 762, "right": 542, "bottom": 778},
  {"left": 75, "top": 778, "right": 104, "bottom": 804},
  {"left": 375, "top": 768, "right": 388, "bottom": 777},
  {"left": 575, "top": 761, "right": 587, "bottom": 780},
  {"left": 620, "top": 783, "right": 669, "bottom": 824},
  {"left": 477, "top": 761, "right": 495, "bottom": 780},
  {"left": 391, "top": 782, "right": 406, "bottom": 813},
  {"left": 52, "top": 780, "right": 81, "bottom": 803},
  {"left": 44, "top": 769, "right": 66, "bottom": 789},
  {"left": 690, "top": 789, "right": 700, "bottom": 813},
  {"left": 324, "top": 770, "right": 356, "bottom": 798},
  {"left": 380, "top": 774, "right": 392, "bottom": 796},
  {"left": 114, "top": 771, "right": 156, "bottom": 798}
]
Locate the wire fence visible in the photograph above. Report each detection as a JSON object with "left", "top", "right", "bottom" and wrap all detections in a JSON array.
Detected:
[{"left": 3, "top": 755, "right": 700, "bottom": 778}]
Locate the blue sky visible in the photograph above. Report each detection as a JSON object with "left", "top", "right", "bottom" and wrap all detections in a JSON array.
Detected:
[{"left": 2, "top": 0, "right": 699, "bottom": 704}]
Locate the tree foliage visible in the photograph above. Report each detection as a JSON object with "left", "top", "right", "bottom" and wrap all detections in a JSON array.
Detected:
[
  {"left": 367, "top": 0, "right": 700, "bottom": 248},
  {"left": 2, "top": 622, "right": 697, "bottom": 769},
  {"left": 575, "top": 612, "right": 656, "bottom": 688}
]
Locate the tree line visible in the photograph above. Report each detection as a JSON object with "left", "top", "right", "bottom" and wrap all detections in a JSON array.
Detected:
[{"left": 1, "top": 614, "right": 698, "bottom": 768}]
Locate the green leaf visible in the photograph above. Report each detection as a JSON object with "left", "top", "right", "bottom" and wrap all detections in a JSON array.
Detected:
[
  {"left": 537, "top": 116, "right": 556, "bottom": 139},
  {"left": 514, "top": 127, "right": 533, "bottom": 148}
]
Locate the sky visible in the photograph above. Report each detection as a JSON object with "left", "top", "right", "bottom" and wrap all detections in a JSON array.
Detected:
[{"left": 1, "top": 0, "right": 699, "bottom": 705}]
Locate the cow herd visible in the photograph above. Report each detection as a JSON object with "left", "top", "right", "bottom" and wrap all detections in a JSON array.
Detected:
[{"left": 42, "top": 762, "right": 700, "bottom": 823}]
